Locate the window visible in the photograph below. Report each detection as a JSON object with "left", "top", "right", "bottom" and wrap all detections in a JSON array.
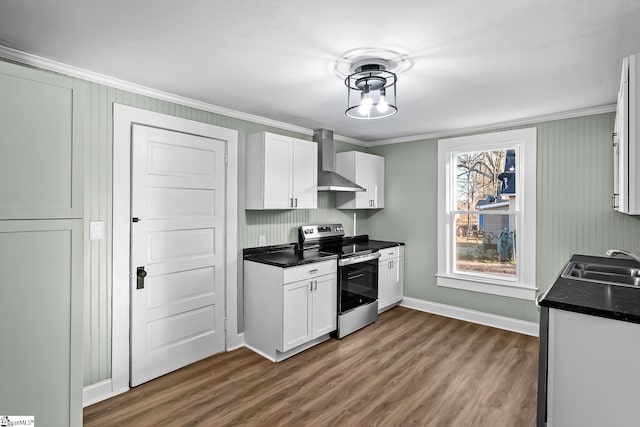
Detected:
[{"left": 437, "top": 128, "right": 537, "bottom": 300}]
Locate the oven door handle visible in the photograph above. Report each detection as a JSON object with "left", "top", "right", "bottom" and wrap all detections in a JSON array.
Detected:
[{"left": 338, "top": 252, "right": 381, "bottom": 266}]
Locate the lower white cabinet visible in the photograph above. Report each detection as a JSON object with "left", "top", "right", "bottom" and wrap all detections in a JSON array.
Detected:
[
  {"left": 378, "top": 245, "right": 404, "bottom": 312},
  {"left": 245, "top": 259, "right": 337, "bottom": 361},
  {"left": 545, "top": 308, "right": 640, "bottom": 426},
  {"left": 282, "top": 273, "right": 336, "bottom": 352}
]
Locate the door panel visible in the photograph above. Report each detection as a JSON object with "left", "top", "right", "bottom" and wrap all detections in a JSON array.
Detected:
[
  {"left": 312, "top": 274, "right": 337, "bottom": 338},
  {"left": 131, "top": 125, "right": 226, "bottom": 386},
  {"left": 0, "top": 220, "right": 82, "bottom": 426},
  {"left": 389, "top": 257, "right": 404, "bottom": 301},
  {"left": 281, "top": 280, "right": 312, "bottom": 352},
  {"left": 264, "top": 134, "right": 293, "bottom": 208},
  {"left": 292, "top": 139, "right": 317, "bottom": 208}
]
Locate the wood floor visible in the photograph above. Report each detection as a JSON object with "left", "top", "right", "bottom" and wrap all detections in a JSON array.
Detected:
[{"left": 84, "top": 307, "right": 538, "bottom": 426}]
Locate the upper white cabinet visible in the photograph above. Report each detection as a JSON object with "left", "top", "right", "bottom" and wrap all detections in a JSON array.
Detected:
[
  {"left": 335, "top": 151, "right": 385, "bottom": 209},
  {"left": 245, "top": 132, "right": 317, "bottom": 210},
  {"left": 613, "top": 53, "right": 640, "bottom": 214}
]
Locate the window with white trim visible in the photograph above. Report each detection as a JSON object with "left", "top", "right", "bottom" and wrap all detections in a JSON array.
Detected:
[{"left": 437, "top": 128, "right": 537, "bottom": 300}]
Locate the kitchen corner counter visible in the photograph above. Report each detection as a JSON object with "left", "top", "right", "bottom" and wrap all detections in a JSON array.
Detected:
[{"left": 539, "top": 254, "right": 640, "bottom": 324}]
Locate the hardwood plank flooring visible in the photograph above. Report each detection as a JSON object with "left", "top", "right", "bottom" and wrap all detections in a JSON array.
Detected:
[{"left": 84, "top": 307, "right": 538, "bottom": 426}]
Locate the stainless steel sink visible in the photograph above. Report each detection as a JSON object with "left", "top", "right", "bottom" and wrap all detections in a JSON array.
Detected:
[{"left": 561, "top": 261, "right": 640, "bottom": 288}]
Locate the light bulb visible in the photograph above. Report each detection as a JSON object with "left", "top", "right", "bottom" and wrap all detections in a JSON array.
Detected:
[
  {"left": 358, "top": 87, "right": 372, "bottom": 115},
  {"left": 377, "top": 88, "right": 389, "bottom": 113}
]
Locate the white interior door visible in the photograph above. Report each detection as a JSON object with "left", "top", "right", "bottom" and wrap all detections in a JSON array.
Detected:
[{"left": 130, "top": 124, "right": 226, "bottom": 386}]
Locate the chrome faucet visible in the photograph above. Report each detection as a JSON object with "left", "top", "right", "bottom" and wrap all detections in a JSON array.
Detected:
[{"left": 605, "top": 248, "right": 640, "bottom": 263}]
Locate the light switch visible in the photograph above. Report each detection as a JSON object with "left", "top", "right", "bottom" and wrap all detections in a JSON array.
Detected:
[
  {"left": 90, "top": 221, "right": 105, "bottom": 240},
  {"left": 259, "top": 235, "right": 266, "bottom": 246}
]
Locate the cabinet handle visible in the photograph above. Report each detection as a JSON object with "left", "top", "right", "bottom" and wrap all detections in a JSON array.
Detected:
[
  {"left": 309, "top": 269, "right": 318, "bottom": 275},
  {"left": 314, "top": 280, "right": 317, "bottom": 291},
  {"left": 295, "top": 198, "right": 298, "bottom": 207},
  {"left": 613, "top": 194, "right": 619, "bottom": 209},
  {"left": 290, "top": 198, "right": 294, "bottom": 207},
  {"left": 310, "top": 281, "right": 313, "bottom": 291}
]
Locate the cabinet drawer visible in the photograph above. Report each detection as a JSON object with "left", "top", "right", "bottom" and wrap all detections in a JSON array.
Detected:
[
  {"left": 283, "top": 259, "right": 336, "bottom": 284},
  {"left": 378, "top": 246, "right": 401, "bottom": 262}
]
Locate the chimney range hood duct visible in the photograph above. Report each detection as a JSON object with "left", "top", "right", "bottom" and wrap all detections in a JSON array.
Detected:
[{"left": 313, "top": 129, "right": 365, "bottom": 192}]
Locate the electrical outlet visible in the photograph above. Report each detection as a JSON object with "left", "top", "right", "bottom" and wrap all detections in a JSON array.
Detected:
[{"left": 259, "top": 235, "right": 266, "bottom": 246}]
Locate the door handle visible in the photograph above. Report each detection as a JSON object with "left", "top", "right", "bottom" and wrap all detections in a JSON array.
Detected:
[
  {"left": 290, "top": 198, "right": 294, "bottom": 208},
  {"left": 136, "top": 267, "right": 147, "bottom": 290},
  {"left": 295, "top": 198, "right": 298, "bottom": 207}
]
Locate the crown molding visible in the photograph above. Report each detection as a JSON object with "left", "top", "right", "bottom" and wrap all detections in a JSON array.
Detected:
[
  {"left": 0, "top": 44, "right": 615, "bottom": 149},
  {"left": 0, "top": 44, "right": 369, "bottom": 146},
  {"left": 368, "top": 104, "right": 617, "bottom": 146}
]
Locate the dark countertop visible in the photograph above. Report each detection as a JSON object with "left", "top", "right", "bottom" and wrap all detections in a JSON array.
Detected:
[
  {"left": 243, "top": 243, "right": 338, "bottom": 268},
  {"left": 244, "top": 236, "right": 404, "bottom": 268},
  {"left": 539, "top": 254, "right": 640, "bottom": 324},
  {"left": 366, "top": 239, "right": 405, "bottom": 250}
]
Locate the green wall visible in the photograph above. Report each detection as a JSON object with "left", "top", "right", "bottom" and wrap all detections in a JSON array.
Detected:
[{"left": 368, "top": 113, "right": 640, "bottom": 323}]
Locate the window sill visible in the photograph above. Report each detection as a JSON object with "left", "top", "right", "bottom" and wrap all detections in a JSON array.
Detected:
[{"left": 436, "top": 273, "right": 537, "bottom": 301}]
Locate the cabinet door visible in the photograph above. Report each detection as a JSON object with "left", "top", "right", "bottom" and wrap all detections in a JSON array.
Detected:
[
  {"left": 370, "top": 155, "right": 385, "bottom": 208},
  {"left": 311, "top": 273, "right": 337, "bottom": 338},
  {"left": 263, "top": 134, "right": 293, "bottom": 209},
  {"left": 377, "top": 261, "right": 389, "bottom": 309},
  {"left": 0, "top": 219, "right": 83, "bottom": 426},
  {"left": 354, "top": 152, "right": 373, "bottom": 208},
  {"left": 388, "top": 256, "right": 404, "bottom": 302},
  {"left": 292, "top": 138, "right": 317, "bottom": 209},
  {"left": 547, "top": 308, "right": 640, "bottom": 426},
  {"left": 282, "top": 279, "right": 312, "bottom": 352},
  {"left": 335, "top": 151, "right": 385, "bottom": 209},
  {"left": 0, "top": 61, "right": 83, "bottom": 220}
]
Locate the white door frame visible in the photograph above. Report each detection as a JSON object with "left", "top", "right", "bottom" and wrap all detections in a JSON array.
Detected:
[{"left": 111, "top": 104, "right": 239, "bottom": 396}]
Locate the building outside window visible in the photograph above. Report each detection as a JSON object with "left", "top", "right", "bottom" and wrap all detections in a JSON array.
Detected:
[{"left": 437, "top": 128, "right": 537, "bottom": 300}]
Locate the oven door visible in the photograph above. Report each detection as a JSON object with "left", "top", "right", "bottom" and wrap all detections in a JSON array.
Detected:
[{"left": 338, "top": 253, "right": 380, "bottom": 314}]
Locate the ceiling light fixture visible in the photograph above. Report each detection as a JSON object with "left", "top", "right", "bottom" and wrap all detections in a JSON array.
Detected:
[{"left": 345, "top": 59, "right": 397, "bottom": 120}]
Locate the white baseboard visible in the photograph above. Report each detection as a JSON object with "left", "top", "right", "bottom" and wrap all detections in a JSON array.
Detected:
[
  {"left": 227, "top": 332, "right": 245, "bottom": 351},
  {"left": 400, "top": 297, "right": 539, "bottom": 337},
  {"left": 83, "top": 379, "right": 129, "bottom": 407}
]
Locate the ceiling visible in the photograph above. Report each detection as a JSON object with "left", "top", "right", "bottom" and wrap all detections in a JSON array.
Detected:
[{"left": 1, "top": 0, "right": 640, "bottom": 143}]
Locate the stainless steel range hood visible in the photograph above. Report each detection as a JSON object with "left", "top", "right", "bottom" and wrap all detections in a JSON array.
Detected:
[{"left": 313, "top": 129, "right": 365, "bottom": 192}]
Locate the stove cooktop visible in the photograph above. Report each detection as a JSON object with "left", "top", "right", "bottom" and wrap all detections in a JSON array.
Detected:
[{"left": 298, "top": 224, "right": 403, "bottom": 259}]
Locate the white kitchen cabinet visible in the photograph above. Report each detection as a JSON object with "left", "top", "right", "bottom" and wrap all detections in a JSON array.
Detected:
[
  {"left": 613, "top": 52, "right": 640, "bottom": 214},
  {"left": 245, "top": 132, "right": 317, "bottom": 210},
  {"left": 544, "top": 308, "right": 640, "bottom": 426},
  {"left": 335, "top": 151, "right": 385, "bottom": 209},
  {"left": 378, "top": 245, "right": 404, "bottom": 312},
  {"left": 281, "top": 272, "right": 337, "bottom": 352},
  {"left": 244, "top": 259, "right": 337, "bottom": 361}
]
